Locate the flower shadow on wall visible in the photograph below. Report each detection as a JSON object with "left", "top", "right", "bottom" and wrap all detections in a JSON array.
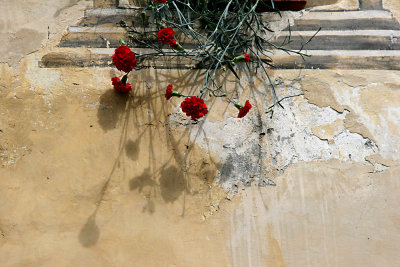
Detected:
[
  {"left": 129, "top": 165, "right": 187, "bottom": 204},
  {"left": 78, "top": 214, "right": 100, "bottom": 247},
  {"left": 97, "top": 79, "right": 193, "bottom": 206},
  {"left": 79, "top": 89, "right": 133, "bottom": 247},
  {"left": 97, "top": 88, "right": 131, "bottom": 132},
  {"left": 78, "top": 75, "right": 220, "bottom": 247},
  {"left": 79, "top": 86, "right": 135, "bottom": 248}
]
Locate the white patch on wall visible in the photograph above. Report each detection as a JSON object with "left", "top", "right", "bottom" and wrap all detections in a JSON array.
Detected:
[
  {"left": 332, "top": 82, "right": 400, "bottom": 160},
  {"left": 176, "top": 78, "right": 378, "bottom": 188}
]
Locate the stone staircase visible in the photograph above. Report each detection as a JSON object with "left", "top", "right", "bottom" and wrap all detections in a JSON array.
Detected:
[{"left": 40, "top": 0, "right": 400, "bottom": 70}]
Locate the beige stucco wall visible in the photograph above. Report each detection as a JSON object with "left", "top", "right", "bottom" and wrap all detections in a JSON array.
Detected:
[
  {"left": 1, "top": 0, "right": 400, "bottom": 266},
  {"left": 0, "top": 0, "right": 92, "bottom": 66},
  {"left": 385, "top": 0, "right": 400, "bottom": 20}
]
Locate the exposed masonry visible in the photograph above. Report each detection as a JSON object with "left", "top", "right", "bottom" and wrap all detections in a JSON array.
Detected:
[
  {"left": 168, "top": 76, "right": 381, "bottom": 189},
  {"left": 40, "top": 6, "right": 400, "bottom": 70}
]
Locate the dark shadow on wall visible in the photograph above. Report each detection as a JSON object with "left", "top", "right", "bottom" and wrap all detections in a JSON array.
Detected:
[
  {"left": 78, "top": 213, "right": 100, "bottom": 247},
  {"left": 97, "top": 89, "right": 130, "bottom": 131},
  {"left": 125, "top": 69, "right": 206, "bottom": 202},
  {"left": 125, "top": 138, "right": 140, "bottom": 160},
  {"left": 129, "top": 165, "right": 188, "bottom": 205},
  {"left": 79, "top": 68, "right": 228, "bottom": 247},
  {"left": 129, "top": 169, "right": 157, "bottom": 215},
  {"left": 79, "top": 88, "right": 133, "bottom": 247},
  {"left": 128, "top": 165, "right": 188, "bottom": 213},
  {"left": 79, "top": 79, "right": 192, "bottom": 246},
  {"left": 129, "top": 168, "right": 157, "bottom": 192},
  {"left": 159, "top": 166, "right": 187, "bottom": 203}
]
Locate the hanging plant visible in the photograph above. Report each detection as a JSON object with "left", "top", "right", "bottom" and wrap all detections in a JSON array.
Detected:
[{"left": 111, "top": 0, "right": 315, "bottom": 120}]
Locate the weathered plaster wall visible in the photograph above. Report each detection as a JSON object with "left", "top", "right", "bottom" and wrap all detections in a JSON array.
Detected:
[
  {"left": 1, "top": 0, "right": 400, "bottom": 266},
  {"left": 0, "top": 0, "right": 92, "bottom": 66},
  {"left": 385, "top": 0, "right": 400, "bottom": 20}
]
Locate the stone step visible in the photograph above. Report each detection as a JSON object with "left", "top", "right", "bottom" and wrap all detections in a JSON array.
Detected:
[
  {"left": 40, "top": 48, "right": 196, "bottom": 69},
  {"left": 271, "top": 49, "right": 400, "bottom": 69},
  {"left": 275, "top": 30, "right": 400, "bottom": 50},
  {"left": 290, "top": 11, "right": 400, "bottom": 31},
  {"left": 80, "top": 9, "right": 399, "bottom": 31},
  {"left": 39, "top": 48, "right": 400, "bottom": 70},
  {"left": 59, "top": 26, "right": 197, "bottom": 48},
  {"left": 80, "top": 8, "right": 141, "bottom": 27},
  {"left": 59, "top": 26, "right": 400, "bottom": 51},
  {"left": 48, "top": 6, "right": 400, "bottom": 70},
  {"left": 59, "top": 27, "right": 127, "bottom": 48}
]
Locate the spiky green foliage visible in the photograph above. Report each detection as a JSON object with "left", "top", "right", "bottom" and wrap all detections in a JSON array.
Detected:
[{"left": 121, "top": 0, "right": 316, "bottom": 110}]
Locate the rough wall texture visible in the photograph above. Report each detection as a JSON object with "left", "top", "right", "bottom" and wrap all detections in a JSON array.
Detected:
[
  {"left": 1, "top": 0, "right": 400, "bottom": 266},
  {"left": 0, "top": 0, "right": 92, "bottom": 67},
  {"left": 385, "top": 0, "right": 400, "bottom": 20}
]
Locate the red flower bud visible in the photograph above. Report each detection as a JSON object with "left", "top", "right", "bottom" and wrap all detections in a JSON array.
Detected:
[
  {"left": 165, "top": 84, "right": 173, "bottom": 100},
  {"left": 165, "top": 84, "right": 183, "bottom": 100},
  {"left": 169, "top": 39, "right": 184, "bottom": 52},
  {"left": 237, "top": 100, "right": 252, "bottom": 118},
  {"left": 112, "top": 77, "right": 132, "bottom": 94},
  {"left": 233, "top": 54, "right": 251, "bottom": 63},
  {"left": 169, "top": 39, "right": 177, "bottom": 49}
]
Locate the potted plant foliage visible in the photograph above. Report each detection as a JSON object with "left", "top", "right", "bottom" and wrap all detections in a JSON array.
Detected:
[{"left": 110, "top": 0, "right": 313, "bottom": 120}]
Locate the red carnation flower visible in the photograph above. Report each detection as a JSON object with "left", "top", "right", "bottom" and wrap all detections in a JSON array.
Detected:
[
  {"left": 157, "top": 27, "right": 175, "bottom": 45},
  {"left": 154, "top": 0, "right": 167, "bottom": 3},
  {"left": 169, "top": 39, "right": 178, "bottom": 49},
  {"left": 243, "top": 54, "right": 250, "bottom": 63},
  {"left": 180, "top": 96, "right": 208, "bottom": 120},
  {"left": 112, "top": 45, "right": 137, "bottom": 73},
  {"left": 112, "top": 77, "right": 132, "bottom": 94},
  {"left": 237, "top": 100, "right": 252, "bottom": 118},
  {"left": 165, "top": 84, "right": 173, "bottom": 100}
]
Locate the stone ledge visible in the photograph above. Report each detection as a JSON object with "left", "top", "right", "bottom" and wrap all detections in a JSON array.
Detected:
[
  {"left": 80, "top": 9, "right": 399, "bottom": 31},
  {"left": 291, "top": 10, "right": 399, "bottom": 30},
  {"left": 276, "top": 30, "right": 400, "bottom": 50},
  {"left": 58, "top": 26, "right": 400, "bottom": 50},
  {"left": 39, "top": 48, "right": 400, "bottom": 70},
  {"left": 43, "top": 5, "right": 400, "bottom": 69},
  {"left": 271, "top": 49, "right": 400, "bottom": 69},
  {"left": 39, "top": 48, "right": 196, "bottom": 69}
]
